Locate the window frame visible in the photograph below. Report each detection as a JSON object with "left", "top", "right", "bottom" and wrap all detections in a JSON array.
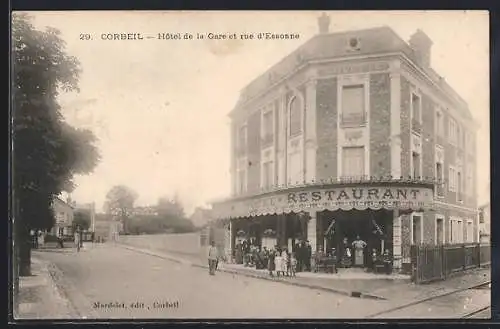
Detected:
[
  {"left": 448, "top": 166, "right": 456, "bottom": 192},
  {"left": 435, "top": 106, "right": 444, "bottom": 137},
  {"left": 338, "top": 75, "right": 369, "bottom": 128},
  {"left": 341, "top": 146, "right": 366, "bottom": 179},
  {"left": 411, "top": 212, "right": 424, "bottom": 245},
  {"left": 237, "top": 123, "right": 248, "bottom": 156},
  {"left": 288, "top": 96, "right": 303, "bottom": 137},
  {"left": 435, "top": 214, "right": 445, "bottom": 245},
  {"left": 261, "top": 105, "right": 275, "bottom": 147},
  {"left": 410, "top": 90, "right": 423, "bottom": 124}
]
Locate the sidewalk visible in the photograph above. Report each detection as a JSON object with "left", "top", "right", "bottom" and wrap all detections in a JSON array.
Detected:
[
  {"left": 117, "top": 242, "right": 491, "bottom": 303},
  {"left": 14, "top": 257, "right": 77, "bottom": 320},
  {"left": 117, "top": 243, "right": 407, "bottom": 300}
]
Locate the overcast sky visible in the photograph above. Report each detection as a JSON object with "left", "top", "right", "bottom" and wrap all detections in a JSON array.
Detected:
[{"left": 25, "top": 11, "right": 489, "bottom": 214}]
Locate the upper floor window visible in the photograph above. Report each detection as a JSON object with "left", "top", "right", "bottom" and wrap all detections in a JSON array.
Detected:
[
  {"left": 341, "top": 84, "right": 366, "bottom": 125},
  {"left": 448, "top": 117, "right": 458, "bottom": 145},
  {"left": 289, "top": 96, "right": 302, "bottom": 136},
  {"left": 412, "top": 151, "right": 421, "bottom": 178},
  {"left": 262, "top": 109, "right": 274, "bottom": 146},
  {"left": 479, "top": 210, "right": 485, "bottom": 224},
  {"left": 411, "top": 92, "right": 422, "bottom": 123},
  {"left": 237, "top": 124, "right": 247, "bottom": 155},
  {"left": 448, "top": 166, "right": 457, "bottom": 192},
  {"left": 466, "top": 165, "right": 473, "bottom": 196},
  {"left": 262, "top": 161, "right": 274, "bottom": 190},
  {"left": 342, "top": 146, "right": 365, "bottom": 178},
  {"left": 465, "top": 131, "right": 474, "bottom": 154},
  {"left": 435, "top": 107, "right": 444, "bottom": 137}
]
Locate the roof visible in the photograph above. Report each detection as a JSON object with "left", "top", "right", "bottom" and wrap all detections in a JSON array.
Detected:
[
  {"left": 53, "top": 196, "right": 74, "bottom": 208},
  {"left": 233, "top": 25, "right": 471, "bottom": 120}
]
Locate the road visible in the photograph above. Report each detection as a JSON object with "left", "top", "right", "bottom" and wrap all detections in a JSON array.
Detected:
[{"left": 33, "top": 244, "right": 491, "bottom": 319}]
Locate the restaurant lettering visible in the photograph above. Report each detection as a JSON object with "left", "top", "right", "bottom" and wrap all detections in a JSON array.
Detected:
[
  {"left": 213, "top": 185, "right": 434, "bottom": 219},
  {"left": 287, "top": 188, "right": 421, "bottom": 204}
]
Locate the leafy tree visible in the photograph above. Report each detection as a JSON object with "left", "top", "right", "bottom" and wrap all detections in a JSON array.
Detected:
[
  {"left": 12, "top": 13, "right": 100, "bottom": 277},
  {"left": 157, "top": 195, "right": 185, "bottom": 218},
  {"left": 72, "top": 210, "right": 91, "bottom": 231},
  {"left": 104, "top": 185, "right": 138, "bottom": 234}
]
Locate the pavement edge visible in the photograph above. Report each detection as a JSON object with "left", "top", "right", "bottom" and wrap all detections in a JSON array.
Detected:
[{"left": 118, "top": 244, "right": 387, "bottom": 301}]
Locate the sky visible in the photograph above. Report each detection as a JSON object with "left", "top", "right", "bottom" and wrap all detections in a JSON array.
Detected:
[{"left": 23, "top": 10, "right": 490, "bottom": 214}]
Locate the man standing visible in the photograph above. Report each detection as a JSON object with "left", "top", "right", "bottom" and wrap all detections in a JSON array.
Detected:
[
  {"left": 305, "top": 240, "right": 312, "bottom": 271},
  {"left": 208, "top": 241, "right": 218, "bottom": 275},
  {"left": 74, "top": 226, "right": 81, "bottom": 252}
]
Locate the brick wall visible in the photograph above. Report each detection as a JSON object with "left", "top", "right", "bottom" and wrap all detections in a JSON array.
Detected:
[
  {"left": 369, "top": 73, "right": 391, "bottom": 177},
  {"left": 316, "top": 77, "right": 338, "bottom": 180},
  {"left": 400, "top": 77, "right": 411, "bottom": 177},
  {"left": 421, "top": 94, "right": 435, "bottom": 179}
]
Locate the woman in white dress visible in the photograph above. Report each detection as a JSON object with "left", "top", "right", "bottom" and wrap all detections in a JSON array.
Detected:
[
  {"left": 352, "top": 235, "right": 367, "bottom": 267},
  {"left": 274, "top": 248, "right": 283, "bottom": 277}
]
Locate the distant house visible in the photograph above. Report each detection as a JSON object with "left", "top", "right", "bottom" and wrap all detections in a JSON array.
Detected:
[
  {"left": 190, "top": 207, "right": 214, "bottom": 228},
  {"left": 51, "top": 196, "right": 74, "bottom": 236},
  {"left": 478, "top": 203, "right": 490, "bottom": 244},
  {"left": 132, "top": 206, "right": 158, "bottom": 216}
]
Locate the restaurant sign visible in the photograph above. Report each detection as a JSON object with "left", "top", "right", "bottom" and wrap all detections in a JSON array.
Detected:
[{"left": 212, "top": 185, "right": 434, "bottom": 219}]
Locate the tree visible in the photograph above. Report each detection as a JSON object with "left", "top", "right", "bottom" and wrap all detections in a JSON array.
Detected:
[
  {"left": 12, "top": 13, "right": 100, "bottom": 277},
  {"left": 104, "top": 185, "right": 138, "bottom": 234},
  {"left": 72, "top": 210, "right": 91, "bottom": 231},
  {"left": 157, "top": 195, "right": 185, "bottom": 218}
]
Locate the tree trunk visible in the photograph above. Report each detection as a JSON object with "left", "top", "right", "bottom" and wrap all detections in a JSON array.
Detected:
[{"left": 18, "top": 224, "right": 32, "bottom": 277}]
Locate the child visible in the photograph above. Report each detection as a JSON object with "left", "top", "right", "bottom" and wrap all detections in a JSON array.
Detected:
[
  {"left": 290, "top": 252, "right": 297, "bottom": 278},
  {"left": 281, "top": 249, "right": 289, "bottom": 277},
  {"left": 274, "top": 249, "right": 282, "bottom": 277}
]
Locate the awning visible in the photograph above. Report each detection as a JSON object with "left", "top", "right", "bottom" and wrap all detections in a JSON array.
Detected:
[{"left": 212, "top": 182, "right": 435, "bottom": 219}]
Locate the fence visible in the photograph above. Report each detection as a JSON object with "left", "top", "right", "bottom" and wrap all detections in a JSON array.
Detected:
[{"left": 411, "top": 243, "right": 490, "bottom": 284}]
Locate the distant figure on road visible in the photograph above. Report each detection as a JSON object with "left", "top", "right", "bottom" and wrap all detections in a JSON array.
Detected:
[
  {"left": 208, "top": 241, "right": 218, "bottom": 275},
  {"left": 74, "top": 227, "right": 81, "bottom": 252}
]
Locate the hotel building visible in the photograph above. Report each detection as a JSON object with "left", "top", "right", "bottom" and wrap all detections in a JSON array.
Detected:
[{"left": 212, "top": 14, "right": 479, "bottom": 272}]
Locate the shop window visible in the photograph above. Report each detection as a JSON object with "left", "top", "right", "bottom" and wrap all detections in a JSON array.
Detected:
[{"left": 342, "top": 146, "right": 365, "bottom": 178}]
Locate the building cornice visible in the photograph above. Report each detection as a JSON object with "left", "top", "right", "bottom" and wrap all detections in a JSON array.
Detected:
[
  {"left": 230, "top": 53, "right": 401, "bottom": 121},
  {"left": 434, "top": 200, "right": 478, "bottom": 214}
]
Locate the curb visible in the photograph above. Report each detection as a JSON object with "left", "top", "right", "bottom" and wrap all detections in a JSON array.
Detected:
[
  {"left": 27, "top": 257, "right": 80, "bottom": 319},
  {"left": 119, "top": 244, "right": 387, "bottom": 301}
]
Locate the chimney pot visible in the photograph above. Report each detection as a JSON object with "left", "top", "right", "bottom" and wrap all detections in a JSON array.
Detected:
[
  {"left": 318, "top": 12, "right": 330, "bottom": 34},
  {"left": 409, "top": 29, "right": 433, "bottom": 68}
]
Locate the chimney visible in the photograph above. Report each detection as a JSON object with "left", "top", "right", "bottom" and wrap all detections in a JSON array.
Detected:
[
  {"left": 318, "top": 12, "right": 330, "bottom": 34},
  {"left": 409, "top": 29, "right": 433, "bottom": 68}
]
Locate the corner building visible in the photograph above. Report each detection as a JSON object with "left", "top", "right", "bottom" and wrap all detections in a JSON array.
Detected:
[{"left": 212, "top": 15, "right": 479, "bottom": 273}]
